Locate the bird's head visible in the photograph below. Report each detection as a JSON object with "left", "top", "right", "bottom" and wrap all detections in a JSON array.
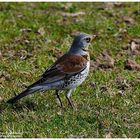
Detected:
[{"left": 69, "top": 33, "right": 93, "bottom": 55}]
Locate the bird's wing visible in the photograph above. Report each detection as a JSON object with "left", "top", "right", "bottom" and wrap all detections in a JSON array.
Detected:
[
  {"left": 29, "top": 54, "right": 88, "bottom": 87},
  {"left": 45, "top": 53, "right": 87, "bottom": 74},
  {"left": 43, "top": 53, "right": 88, "bottom": 81}
]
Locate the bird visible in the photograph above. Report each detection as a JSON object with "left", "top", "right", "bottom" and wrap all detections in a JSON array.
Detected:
[{"left": 7, "top": 33, "right": 93, "bottom": 108}]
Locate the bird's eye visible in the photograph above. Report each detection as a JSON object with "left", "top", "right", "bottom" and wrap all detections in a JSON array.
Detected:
[{"left": 85, "top": 37, "right": 91, "bottom": 43}]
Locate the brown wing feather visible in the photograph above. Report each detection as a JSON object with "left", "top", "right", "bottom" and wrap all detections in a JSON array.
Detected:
[
  {"left": 32, "top": 54, "right": 88, "bottom": 85},
  {"left": 55, "top": 54, "right": 87, "bottom": 73},
  {"left": 44, "top": 54, "right": 87, "bottom": 75}
]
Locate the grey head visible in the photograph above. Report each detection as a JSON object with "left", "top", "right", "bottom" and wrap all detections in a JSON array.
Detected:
[{"left": 69, "top": 33, "right": 93, "bottom": 55}]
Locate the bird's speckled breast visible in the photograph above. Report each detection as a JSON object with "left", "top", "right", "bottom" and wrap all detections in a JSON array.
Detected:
[
  {"left": 61, "top": 60, "right": 90, "bottom": 89},
  {"left": 48, "top": 53, "right": 90, "bottom": 90}
]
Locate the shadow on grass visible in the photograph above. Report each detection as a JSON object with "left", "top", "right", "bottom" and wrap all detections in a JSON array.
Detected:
[
  {"left": 0, "top": 101, "right": 8, "bottom": 113},
  {"left": 0, "top": 100, "right": 38, "bottom": 113}
]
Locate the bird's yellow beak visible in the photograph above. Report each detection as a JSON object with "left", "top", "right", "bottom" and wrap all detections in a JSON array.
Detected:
[{"left": 91, "top": 34, "right": 97, "bottom": 42}]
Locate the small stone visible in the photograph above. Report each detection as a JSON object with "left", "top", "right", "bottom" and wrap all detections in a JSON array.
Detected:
[
  {"left": 37, "top": 27, "right": 45, "bottom": 36},
  {"left": 20, "top": 28, "right": 32, "bottom": 33},
  {"left": 118, "top": 90, "right": 124, "bottom": 96}
]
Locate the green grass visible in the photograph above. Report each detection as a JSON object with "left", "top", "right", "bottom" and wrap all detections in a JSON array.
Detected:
[{"left": 0, "top": 2, "right": 140, "bottom": 138}]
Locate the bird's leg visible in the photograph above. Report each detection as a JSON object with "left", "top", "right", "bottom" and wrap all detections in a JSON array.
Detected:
[
  {"left": 65, "top": 89, "right": 74, "bottom": 108},
  {"left": 55, "top": 90, "right": 63, "bottom": 108}
]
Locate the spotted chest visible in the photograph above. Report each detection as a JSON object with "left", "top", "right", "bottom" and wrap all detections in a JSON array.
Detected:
[
  {"left": 45, "top": 53, "right": 90, "bottom": 90},
  {"left": 61, "top": 61, "right": 90, "bottom": 89}
]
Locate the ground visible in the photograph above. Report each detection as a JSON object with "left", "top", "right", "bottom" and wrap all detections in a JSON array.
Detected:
[{"left": 0, "top": 2, "right": 140, "bottom": 138}]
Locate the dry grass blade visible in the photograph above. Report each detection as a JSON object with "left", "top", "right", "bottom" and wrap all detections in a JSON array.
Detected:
[{"left": 61, "top": 11, "right": 85, "bottom": 17}]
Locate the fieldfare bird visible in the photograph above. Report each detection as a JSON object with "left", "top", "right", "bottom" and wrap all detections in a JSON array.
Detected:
[{"left": 7, "top": 33, "right": 93, "bottom": 108}]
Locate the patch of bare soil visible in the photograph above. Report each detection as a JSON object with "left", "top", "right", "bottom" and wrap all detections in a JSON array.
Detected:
[
  {"left": 125, "top": 59, "right": 140, "bottom": 71},
  {"left": 90, "top": 50, "right": 115, "bottom": 71}
]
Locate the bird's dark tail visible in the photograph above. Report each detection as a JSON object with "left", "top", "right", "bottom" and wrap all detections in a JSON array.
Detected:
[{"left": 7, "top": 87, "right": 40, "bottom": 104}]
